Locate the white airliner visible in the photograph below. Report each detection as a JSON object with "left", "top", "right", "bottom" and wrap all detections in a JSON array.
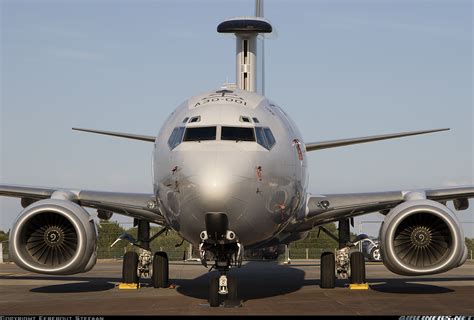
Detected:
[{"left": 1, "top": 0, "right": 472, "bottom": 307}]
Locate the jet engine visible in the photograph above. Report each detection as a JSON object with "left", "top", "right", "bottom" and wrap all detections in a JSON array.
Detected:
[
  {"left": 9, "top": 199, "right": 98, "bottom": 275},
  {"left": 379, "top": 199, "right": 467, "bottom": 276}
]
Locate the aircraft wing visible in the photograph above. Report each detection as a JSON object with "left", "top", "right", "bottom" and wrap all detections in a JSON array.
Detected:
[
  {"left": 0, "top": 184, "right": 165, "bottom": 225},
  {"left": 304, "top": 128, "right": 449, "bottom": 152},
  {"left": 302, "top": 186, "right": 474, "bottom": 228}
]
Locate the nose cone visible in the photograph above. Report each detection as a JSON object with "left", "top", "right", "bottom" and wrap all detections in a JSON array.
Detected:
[
  {"left": 185, "top": 150, "right": 251, "bottom": 212},
  {"left": 172, "top": 147, "right": 257, "bottom": 242},
  {"left": 194, "top": 163, "right": 243, "bottom": 207},
  {"left": 160, "top": 143, "right": 282, "bottom": 246}
]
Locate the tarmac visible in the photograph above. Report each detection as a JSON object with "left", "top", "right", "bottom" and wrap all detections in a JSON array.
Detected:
[{"left": 0, "top": 259, "right": 473, "bottom": 315}]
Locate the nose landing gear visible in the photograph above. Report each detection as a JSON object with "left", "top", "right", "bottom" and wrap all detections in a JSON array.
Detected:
[
  {"left": 209, "top": 274, "right": 239, "bottom": 308},
  {"left": 200, "top": 213, "right": 243, "bottom": 307}
]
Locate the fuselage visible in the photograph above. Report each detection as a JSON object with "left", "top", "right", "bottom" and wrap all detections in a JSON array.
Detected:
[{"left": 152, "top": 88, "right": 309, "bottom": 247}]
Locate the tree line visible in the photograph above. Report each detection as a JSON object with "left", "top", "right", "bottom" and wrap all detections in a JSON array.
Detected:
[{"left": 0, "top": 222, "right": 473, "bottom": 261}]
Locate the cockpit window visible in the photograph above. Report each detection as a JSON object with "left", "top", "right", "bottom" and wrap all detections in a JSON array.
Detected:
[
  {"left": 183, "top": 126, "right": 216, "bottom": 141},
  {"left": 255, "top": 127, "right": 276, "bottom": 150},
  {"left": 239, "top": 116, "right": 251, "bottom": 123},
  {"left": 263, "top": 128, "right": 276, "bottom": 148},
  {"left": 189, "top": 116, "right": 201, "bottom": 123},
  {"left": 168, "top": 127, "right": 185, "bottom": 150},
  {"left": 221, "top": 126, "right": 255, "bottom": 142}
]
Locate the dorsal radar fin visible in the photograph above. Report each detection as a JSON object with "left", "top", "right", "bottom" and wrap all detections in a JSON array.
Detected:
[{"left": 217, "top": 0, "right": 271, "bottom": 94}]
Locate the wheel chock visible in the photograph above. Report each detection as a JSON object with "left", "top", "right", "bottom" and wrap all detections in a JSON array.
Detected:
[
  {"left": 118, "top": 283, "right": 140, "bottom": 289},
  {"left": 349, "top": 283, "right": 369, "bottom": 290}
]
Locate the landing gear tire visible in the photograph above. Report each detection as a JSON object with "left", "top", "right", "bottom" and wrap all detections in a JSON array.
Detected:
[
  {"left": 209, "top": 276, "right": 221, "bottom": 307},
  {"left": 350, "top": 251, "right": 366, "bottom": 284},
  {"left": 152, "top": 251, "right": 169, "bottom": 288},
  {"left": 122, "top": 251, "right": 139, "bottom": 284},
  {"left": 320, "top": 252, "right": 336, "bottom": 289},
  {"left": 227, "top": 276, "right": 238, "bottom": 302}
]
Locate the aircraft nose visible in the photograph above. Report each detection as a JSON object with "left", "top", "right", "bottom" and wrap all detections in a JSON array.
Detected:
[
  {"left": 169, "top": 147, "right": 280, "bottom": 246},
  {"left": 180, "top": 149, "right": 254, "bottom": 212},
  {"left": 196, "top": 163, "right": 240, "bottom": 205}
]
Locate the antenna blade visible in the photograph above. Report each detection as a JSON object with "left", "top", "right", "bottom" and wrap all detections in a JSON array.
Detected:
[
  {"left": 256, "top": 0, "right": 265, "bottom": 95},
  {"left": 260, "top": 37, "right": 265, "bottom": 95},
  {"left": 256, "top": 0, "right": 263, "bottom": 17}
]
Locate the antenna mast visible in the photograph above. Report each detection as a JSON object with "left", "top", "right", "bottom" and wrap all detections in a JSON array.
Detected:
[{"left": 217, "top": 0, "right": 272, "bottom": 93}]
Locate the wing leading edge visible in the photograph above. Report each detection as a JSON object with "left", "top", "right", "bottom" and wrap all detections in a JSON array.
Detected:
[
  {"left": 0, "top": 184, "right": 165, "bottom": 225},
  {"left": 72, "top": 128, "right": 156, "bottom": 142},
  {"left": 296, "top": 186, "right": 474, "bottom": 232},
  {"left": 305, "top": 128, "right": 449, "bottom": 152}
]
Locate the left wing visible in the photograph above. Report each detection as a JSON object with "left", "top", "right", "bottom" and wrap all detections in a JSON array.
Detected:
[
  {"left": 295, "top": 186, "right": 474, "bottom": 231},
  {"left": 0, "top": 184, "right": 165, "bottom": 225},
  {"left": 305, "top": 128, "right": 449, "bottom": 152}
]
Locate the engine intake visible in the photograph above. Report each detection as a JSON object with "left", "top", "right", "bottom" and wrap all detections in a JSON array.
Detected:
[
  {"left": 380, "top": 200, "right": 466, "bottom": 276},
  {"left": 9, "top": 199, "right": 97, "bottom": 275}
]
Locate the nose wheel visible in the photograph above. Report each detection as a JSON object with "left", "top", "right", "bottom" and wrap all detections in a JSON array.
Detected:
[
  {"left": 199, "top": 212, "right": 242, "bottom": 307},
  {"left": 209, "top": 274, "right": 239, "bottom": 307},
  {"left": 209, "top": 275, "right": 220, "bottom": 307}
]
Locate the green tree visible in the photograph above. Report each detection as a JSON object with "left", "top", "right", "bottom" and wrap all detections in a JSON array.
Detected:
[
  {"left": 288, "top": 223, "right": 359, "bottom": 259},
  {"left": 0, "top": 229, "right": 9, "bottom": 260},
  {"left": 96, "top": 220, "right": 126, "bottom": 259},
  {"left": 124, "top": 226, "right": 189, "bottom": 261},
  {"left": 0, "top": 230, "right": 8, "bottom": 242},
  {"left": 465, "top": 237, "right": 474, "bottom": 259}
]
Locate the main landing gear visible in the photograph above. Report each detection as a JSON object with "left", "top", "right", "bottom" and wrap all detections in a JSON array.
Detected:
[
  {"left": 319, "top": 219, "right": 367, "bottom": 289},
  {"left": 199, "top": 213, "right": 243, "bottom": 307},
  {"left": 116, "top": 219, "right": 169, "bottom": 289}
]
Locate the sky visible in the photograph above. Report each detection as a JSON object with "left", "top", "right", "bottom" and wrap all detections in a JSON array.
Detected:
[{"left": 1, "top": 0, "right": 473, "bottom": 238}]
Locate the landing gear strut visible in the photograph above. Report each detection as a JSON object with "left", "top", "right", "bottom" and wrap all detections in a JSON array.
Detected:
[
  {"left": 119, "top": 219, "right": 169, "bottom": 288},
  {"left": 200, "top": 213, "right": 242, "bottom": 307},
  {"left": 319, "top": 219, "right": 367, "bottom": 288}
]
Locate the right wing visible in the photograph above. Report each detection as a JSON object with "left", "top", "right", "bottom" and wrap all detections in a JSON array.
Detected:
[
  {"left": 0, "top": 184, "right": 165, "bottom": 225},
  {"left": 72, "top": 128, "right": 156, "bottom": 142}
]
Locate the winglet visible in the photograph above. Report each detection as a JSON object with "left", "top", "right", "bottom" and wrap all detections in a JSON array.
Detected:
[
  {"left": 305, "top": 128, "right": 449, "bottom": 152},
  {"left": 72, "top": 128, "right": 156, "bottom": 143}
]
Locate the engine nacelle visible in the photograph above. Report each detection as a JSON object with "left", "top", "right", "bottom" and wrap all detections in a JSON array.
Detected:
[
  {"left": 380, "top": 199, "right": 466, "bottom": 276},
  {"left": 9, "top": 199, "right": 98, "bottom": 275}
]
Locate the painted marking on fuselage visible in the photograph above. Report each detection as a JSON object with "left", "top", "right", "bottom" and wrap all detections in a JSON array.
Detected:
[{"left": 194, "top": 93, "right": 247, "bottom": 108}]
